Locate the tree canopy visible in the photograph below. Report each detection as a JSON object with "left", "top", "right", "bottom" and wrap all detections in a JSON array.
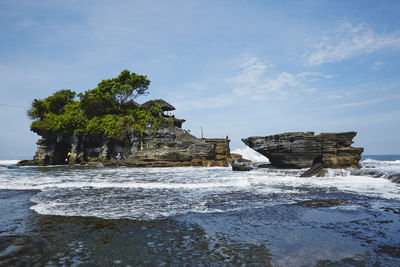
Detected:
[
  {"left": 78, "top": 69, "right": 150, "bottom": 118},
  {"left": 27, "top": 89, "right": 76, "bottom": 120},
  {"left": 28, "top": 70, "right": 165, "bottom": 140}
]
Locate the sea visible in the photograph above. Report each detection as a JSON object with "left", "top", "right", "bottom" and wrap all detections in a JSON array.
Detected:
[{"left": 0, "top": 155, "right": 399, "bottom": 266}]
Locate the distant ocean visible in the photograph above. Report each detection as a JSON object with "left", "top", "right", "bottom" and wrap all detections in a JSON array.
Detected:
[
  {"left": 362, "top": 154, "right": 400, "bottom": 161},
  {"left": 0, "top": 155, "right": 399, "bottom": 265}
]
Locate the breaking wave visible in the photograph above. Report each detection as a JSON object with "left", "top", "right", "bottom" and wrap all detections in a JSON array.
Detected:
[
  {"left": 0, "top": 157, "right": 399, "bottom": 220},
  {"left": 0, "top": 160, "right": 20, "bottom": 166},
  {"left": 360, "top": 157, "right": 400, "bottom": 176}
]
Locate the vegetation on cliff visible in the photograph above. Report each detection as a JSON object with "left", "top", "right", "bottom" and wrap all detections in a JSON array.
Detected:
[{"left": 28, "top": 70, "right": 165, "bottom": 140}]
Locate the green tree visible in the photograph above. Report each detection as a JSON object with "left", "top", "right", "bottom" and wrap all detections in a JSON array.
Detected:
[
  {"left": 113, "top": 69, "right": 150, "bottom": 105},
  {"left": 27, "top": 89, "right": 75, "bottom": 119},
  {"left": 27, "top": 99, "right": 47, "bottom": 120},
  {"left": 78, "top": 70, "right": 150, "bottom": 118},
  {"left": 46, "top": 89, "right": 76, "bottom": 114},
  {"left": 28, "top": 70, "right": 165, "bottom": 139}
]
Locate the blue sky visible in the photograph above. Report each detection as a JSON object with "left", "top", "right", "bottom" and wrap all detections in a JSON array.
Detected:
[{"left": 1, "top": 0, "right": 400, "bottom": 158}]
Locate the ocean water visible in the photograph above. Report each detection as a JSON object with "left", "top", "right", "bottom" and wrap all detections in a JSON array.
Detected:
[{"left": 0, "top": 156, "right": 400, "bottom": 266}]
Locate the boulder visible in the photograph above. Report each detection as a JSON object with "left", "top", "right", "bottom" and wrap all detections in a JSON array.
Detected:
[
  {"left": 300, "top": 163, "right": 326, "bottom": 177},
  {"left": 296, "top": 199, "right": 344, "bottom": 207},
  {"left": 230, "top": 153, "right": 243, "bottom": 161},
  {"left": 242, "top": 131, "right": 363, "bottom": 169},
  {"left": 388, "top": 173, "right": 400, "bottom": 184},
  {"left": 232, "top": 163, "right": 252, "bottom": 171},
  {"left": 230, "top": 153, "right": 251, "bottom": 163},
  {"left": 257, "top": 163, "right": 273, "bottom": 168},
  {"left": 16, "top": 160, "right": 37, "bottom": 166}
]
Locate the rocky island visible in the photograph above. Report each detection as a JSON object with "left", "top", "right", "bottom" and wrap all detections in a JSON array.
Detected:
[
  {"left": 18, "top": 69, "right": 364, "bottom": 170},
  {"left": 18, "top": 70, "right": 232, "bottom": 167},
  {"left": 242, "top": 132, "right": 363, "bottom": 169}
]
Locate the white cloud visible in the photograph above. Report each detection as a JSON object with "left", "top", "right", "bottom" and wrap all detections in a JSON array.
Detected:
[
  {"left": 230, "top": 55, "right": 272, "bottom": 88},
  {"left": 303, "top": 23, "right": 400, "bottom": 66},
  {"left": 231, "top": 56, "right": 331, "bottom": 100},
  {"left": 370, "top": 61, "right": 384, "bottom": 70},
  {"left": 329, "top": 94, "right": 400, "bottom": 109}
]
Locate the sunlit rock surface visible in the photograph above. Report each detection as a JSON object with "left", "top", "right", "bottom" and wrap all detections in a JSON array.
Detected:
[
  {"left": 242, "top": 131, "right": 363, "bottom": 168},
  {"left": 19, "top": 124, "right": 232, "bottom": 167}
]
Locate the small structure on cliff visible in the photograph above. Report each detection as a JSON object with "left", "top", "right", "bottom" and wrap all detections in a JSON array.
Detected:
[
  {"left": 242, "top": 132, "right": 363, "bottom": 169},
  {"left": 141, "top": 99, "right": 175, "bottom": 112},
  {"left": 19, "top": 70, "right": 232, "bottom": 167},
  {"left": 142, "top": 99, "right": 185, "bottom": 128}
]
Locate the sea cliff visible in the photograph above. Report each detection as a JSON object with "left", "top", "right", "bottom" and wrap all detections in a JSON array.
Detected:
[
  {"left": 242, "top": 131, "right": 363, "bottom": 169},
  {"left": 19, "top": 122, "right": 232, "bottom": 167}
]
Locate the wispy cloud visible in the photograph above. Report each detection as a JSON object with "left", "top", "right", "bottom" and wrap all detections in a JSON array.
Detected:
[
  {"left": 167, "top": 80, "right": 234, "bottom": 111},
  {"left": 303, "top": 23, "right": 400, "bottom": 66},
  {"left": 231, "top": 55, "right": 331, "bottom": 100},
  {"left": 188, "top": 95, "right": 233, "bottom": 109},
  {"left": 230, "top": 55, "right": 273, "bottom": 87},
  {"left": 329, "top": 94, "right": 400, "bottom": 109},
  {"left": 173, "top": 94, "right": 234, "bottom": 112},
  {"left": 370, "top": 61, "right": 384, "bottom": 70}
]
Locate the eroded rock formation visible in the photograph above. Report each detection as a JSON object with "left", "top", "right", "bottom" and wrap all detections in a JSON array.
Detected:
[
  {"left": 242, "top": 132, "right": 363, "bottom": 169},
  {"left": 231, "top": 163, "right": 253, "bottom": 171},
  {"left": 20, "top": 123, "right": 232, "bottom": 167}
]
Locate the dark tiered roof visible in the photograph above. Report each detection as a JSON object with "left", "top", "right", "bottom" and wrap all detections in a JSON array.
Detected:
[
  {"left": 141, "top": 99, "right": 175, "bottom": 111},
  {"left": 125, "top": 100, "right": 141, "bottom": 108}
]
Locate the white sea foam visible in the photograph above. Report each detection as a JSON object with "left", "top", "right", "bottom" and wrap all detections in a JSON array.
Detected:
[
  {"left": 0, "top": 180, "right": 251, "bottom": 191},
  {"left": 0, "top": 160, "right": 20, "bottom": 165},
  {"left": 361, "top": 158, "right": 400, "bottom": 174},
  {"left": 313, "top": 174, "right": 399, "bottom": 200},
  {"left": 361, "top": 159, "right": 400, "bottom": 165},
  {"left": 248, "top": 169, "right": 400, "bottom": 200},
  {"left": 1, "top": 158, "right": 400, "bottom": 219}
]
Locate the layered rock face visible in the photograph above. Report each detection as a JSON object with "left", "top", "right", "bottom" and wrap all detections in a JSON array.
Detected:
[
  {"left": 24, "top": 124, "right": 232, "bottom": 167},
  {"left": 242, "top": 132, "right": 363, "bottom": 168}
]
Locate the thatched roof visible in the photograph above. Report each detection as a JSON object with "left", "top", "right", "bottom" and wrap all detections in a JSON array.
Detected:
[
  {"left": 141, "top": 99, "right": 175, "bottom": 111},
  {"left": 124, "top": 100, "right": 141, "bottom": 108}
]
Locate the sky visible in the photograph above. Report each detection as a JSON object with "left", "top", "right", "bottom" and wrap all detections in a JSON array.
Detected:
[{"left": 0, "top": 0, "right": 400, "bottom": 159}]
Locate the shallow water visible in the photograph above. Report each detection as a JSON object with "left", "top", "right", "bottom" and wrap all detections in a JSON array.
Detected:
[{"left": 0, "top": 156, "right": 400, "bottom": 266}]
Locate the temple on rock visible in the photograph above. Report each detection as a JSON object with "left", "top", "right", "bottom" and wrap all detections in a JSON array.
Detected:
[
  {"left": 141, "top": 99, "right": 185, "bottom": 128},
  {"left": 19, "top": 99, "right": 232, "bottom": 167}
]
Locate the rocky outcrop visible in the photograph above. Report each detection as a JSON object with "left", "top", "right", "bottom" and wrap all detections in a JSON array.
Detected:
[
  {"left": 232, "top": 162, "right": 253, "bottom": 171},
  {"left": 299, "top": 163, "right": 326, "bottom": 177},
  {"left": 296, "top": 199, "right": 344, "bottom": 207},
  {"left": 230, "top": 153, "right": 251, "bottom": 163},
  {"left": 242, "top": 132, "right": 363, "bottom": 169},
  {"left": 388, "top": 173, "right": 400, "bottom": 184},
  {"left": 19, "top": 123, "right": 232, "bottom": 167}
]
